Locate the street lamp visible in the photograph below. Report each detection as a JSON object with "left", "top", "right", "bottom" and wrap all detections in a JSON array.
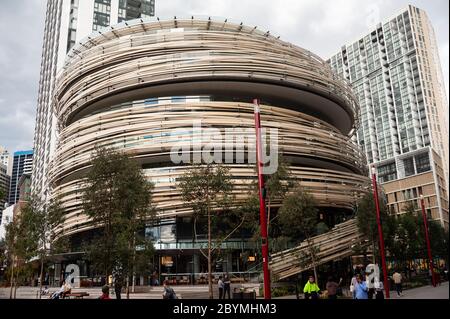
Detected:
[
  {"left": 419, "top": 194, "right": 436, "bottom": 287},
  {"left": 371, "top": 166, "right": 390, "bottom": 299},
  {"left": 253, "top": 98, "right": 271, "bottom": 299}
]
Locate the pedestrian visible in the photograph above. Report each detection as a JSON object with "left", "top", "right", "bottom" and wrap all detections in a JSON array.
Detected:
[
  {"left": 162, "top": 280, "right": 177, "bottom": 299},
  {"left": 350, "top": 272, "right": 358, "bottom": 299},
  {"left": 99, "top": 285, "right": 111, "bottom": 299},
  {"left": 326, "top": 276, "right": 342, "bottom": 299},
  {"left": 218, "top": 276, "right": 224, "bottom": 299},
  {"left": 114, "top": 274, "right": 123, "bottom": 300},
  {"left": 303, "top": 276, "right": 321, "bottom": 299},
  {"left": 223, "top": 274, "right": 231, "bottom": 299},
  {"left": 366, "top": 271, "right": 375, "bottom": 299},
  {"left": 375, "top": 279, "right": 384, "bottom": 299},
  {"left": 392, "top": 270, "right": 403, "bottom": 296},
  {"left": 354, "top": 274, "right": 368, "bottom": 299}
]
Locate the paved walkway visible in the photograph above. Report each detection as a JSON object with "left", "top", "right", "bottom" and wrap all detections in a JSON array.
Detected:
[
  {"left": 1, "top": 282, "right": 447, "bottom": 299},
  {"left": 390, "top": 281, "right": 448, "bottom": 299},
  {"left": 0, "top": 283, "right": 260, "bottom": 299}
]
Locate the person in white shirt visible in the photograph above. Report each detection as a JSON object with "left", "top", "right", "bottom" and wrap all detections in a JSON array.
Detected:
[
  {"left": 218, "top": 276, "right": 224, "bottom": 299},
  {"left": 374, "top": 278, "right": 384, "bottom": 299}
]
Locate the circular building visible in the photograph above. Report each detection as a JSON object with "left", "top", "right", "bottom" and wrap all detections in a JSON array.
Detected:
[{"left": 51, "top": 17, "right": 369, "bottom": 280}]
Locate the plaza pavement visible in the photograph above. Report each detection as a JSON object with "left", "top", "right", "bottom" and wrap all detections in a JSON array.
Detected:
[
  {"left": 0, "top": 281, "right": 447, "bottom": 299},
  {"left": 0, "top": 283, "right": 260, "bottom": 299},
  {"left": 390, "top": 281, "right": 448, "bottom": 299}
]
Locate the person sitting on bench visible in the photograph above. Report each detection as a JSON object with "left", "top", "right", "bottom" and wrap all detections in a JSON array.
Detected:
[{"left": 51, "top": 280, "right": 72, "bottom": 299}]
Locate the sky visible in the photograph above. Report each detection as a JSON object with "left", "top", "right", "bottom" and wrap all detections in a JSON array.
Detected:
[{"left": 0, "top": 0, "right": 448, "bottom": 154}]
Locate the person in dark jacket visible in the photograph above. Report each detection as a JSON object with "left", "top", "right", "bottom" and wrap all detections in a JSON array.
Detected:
[
  {"left": 114, "top": 275, "right": 123, "bottom": 300},
  {"left": 223, "top": 274, "right": 231, "bottom": 299}
]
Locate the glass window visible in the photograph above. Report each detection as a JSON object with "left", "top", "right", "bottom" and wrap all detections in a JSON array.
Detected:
[
  {"left": 415, "top": 152, "right": 430, "bottom": 173},
  {"left": 403, "top": 157, "right": 415, "bottom": 176}
]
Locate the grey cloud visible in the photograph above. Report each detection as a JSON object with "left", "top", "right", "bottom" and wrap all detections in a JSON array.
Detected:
[{"left": 0, "top": 0, "right": 448, "bottom": 153}]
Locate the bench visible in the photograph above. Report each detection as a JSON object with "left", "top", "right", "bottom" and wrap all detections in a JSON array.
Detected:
[{"left": 64, "top": 292, "right": 90, "bottom": 299}]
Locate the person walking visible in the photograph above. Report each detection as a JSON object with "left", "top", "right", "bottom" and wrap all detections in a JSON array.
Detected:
[
  {"left": 325, "top": 276, "right": 342, "bottom": 299},
  {"left": 218, "top": 276, "right": 224, "bottom": 299},
  {"left": 303, "top": 276, "right": 321, "bottom": 299},
  {"left": 223, "top": 274, "right": 231, "bottom": 299},
  {"left": 114, "top": 275, "right": 123, "bottom": 300},
  {"left": 392, "top": 271, "right": 403, "bottom": 296},
  {"left": 354, "top": 274, "right": 368, "bottom": 299},
  {"left": 350, "top": 272, "right": 358, "bottom": 299},
  {"left": 366, "top": 270, "right": 375, "bottom": 299},
  {"left": 375, "top": 279, "right": 384, "bottom": 299}
]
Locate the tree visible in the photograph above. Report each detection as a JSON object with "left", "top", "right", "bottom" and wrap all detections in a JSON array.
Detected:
[
  {"left": 355, "top": 192, "right": 392, "bottom": 263},
  {"left": 82, "top": 146, "right": 155, "bottom": 298},
  {"left": 385, "top": 200, "right": 449, "bottom": 275},
  {"left": 27, "top": 195, "right": 66, "bottom": 298},
  {"left": 278, "top": 186, "right": 320, "bottom": 282},
  {"left": 3, "top": 206, "right": 39, "bottom": 298},
  {"left": 264, "top": 155, "right": 294, "bottom": 233},
  {"left": 179, "top": 163, "right": 233, "bottom": 299}
]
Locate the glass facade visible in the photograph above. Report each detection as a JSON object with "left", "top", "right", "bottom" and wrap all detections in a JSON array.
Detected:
[
  {"left": 118, "top": 0, "right": 155, "bottom": 23},
  {"left": 8, "top": 151, "right": 33, "bottom": 205},
  {"left": 66, "top": 0, "right": 79, "bottom": 52},
  {"left": 92, "top": 0, "right": 111, "bottom": 31}
]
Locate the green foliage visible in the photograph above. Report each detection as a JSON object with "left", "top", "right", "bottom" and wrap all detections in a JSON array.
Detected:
[
  {"left": 355, "top": 192, "right": 390, "bottom": 244},
  {"left": 278, "top": 186, "right": 318, "bottom": 241},
  {"left": 179, "top": 163, "right": 234, "bottom": 298},
  {"left": 264, "top": 155, "right": 294, "bottom": 204},
  {"left": 278, "top": 186, "right": 321, "bottom": 280},
  {"left": 82, "top": 146, "right": 155, "bottom": 280},
  {"left": 179, "top": 163, "right": 233, "bottom": 214}
]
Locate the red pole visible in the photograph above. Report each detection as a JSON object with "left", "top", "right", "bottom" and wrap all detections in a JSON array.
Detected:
[
  {"left": 253, "top": 98, "right": 271, "bottom": 299},
  {"left": 420, "top": 195, "right": 436, "bottom": 287},
  {"left": 371, "top": 166, "right": 390, "bottom": 299}
]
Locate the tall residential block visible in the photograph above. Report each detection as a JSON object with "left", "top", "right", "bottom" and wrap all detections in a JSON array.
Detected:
[
  {"left": 0, "top": 146, "right": 12, "bottom": 176},
  {"left": 0, "top": 163, "right": 10, "bottom": 213},
  {"left": 32, "top": 0, "right": 155, "bottom": 201},
  {"left": 329, "top": 5, "right": 449, "bottom": 227},
  {"left": 8, "top": 151, "right": 33, "bottom": 206}
]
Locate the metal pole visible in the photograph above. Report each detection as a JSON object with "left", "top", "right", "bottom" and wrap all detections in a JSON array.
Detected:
[
  {"left": 371, "top": 166, "right": 390, "bottom": 299},
  {"left": 420, "top": 195, "right": 436, "bottom": 287},
  {"left": 253, "top": 98, "right": 271, "bottom": 299}
]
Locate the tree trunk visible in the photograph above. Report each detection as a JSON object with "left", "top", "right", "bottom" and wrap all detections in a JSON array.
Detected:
[
  {"left": 208, "top": 206, "right": 213, "bottom": 299},
  {"left": 307, "top": 238, "right": 318, "bottom": 284},
  {"left": 126, "top": 275, "right": 130, "bottom": 299},
  {"left": 267, "top": 200, "right": 271, "bottom": 235},
  {"left": 39, "top": 253, "right": 44, "bottom": 299},
  {"left": 14, "top": 268, "right": 18, "bottom": 299},
  {"left": 131, "top": 233, "right": 136, "bottom": 295},
  {"left": 9, "top": 255, "right": 15, "bottom": 299}
]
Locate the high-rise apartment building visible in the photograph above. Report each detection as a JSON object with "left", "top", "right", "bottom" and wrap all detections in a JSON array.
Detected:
[
  {"left": 0, "top": 146, "right": 12, "bottom": 176},
  {"left": 8, "top": 151, "right": 33, "bottom": 205},
  {"left": 0, "top": 163, "right": 10, "bottom": 212},
  {"left": 32, "top": 0, "right": 155, "bottom": 200},
  {"left": 329, "top": 5, "right": 449, "bottom": 228}
]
